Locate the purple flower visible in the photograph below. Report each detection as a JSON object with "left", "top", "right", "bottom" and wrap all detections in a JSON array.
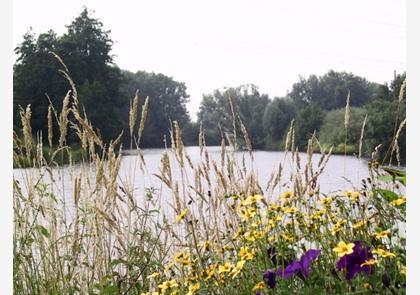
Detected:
[
  {"left": 263, "top": 269, "right": 277, "bottom": 288},
  {"left": 278, "top": 249, "right": 321, "bottom": 280},
  {"left": 336, "top": 241, "right": 374, "bottom": 280}
]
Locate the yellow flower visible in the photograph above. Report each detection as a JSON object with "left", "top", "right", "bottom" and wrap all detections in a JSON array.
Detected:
[
  {"left": 374, "top": 230, "right": 390, "bottom": 239},
  {"left": 175, "top": 208, "right": 188, "bottom": 223},
  {"left": 218, "top": 262, "right": 234, "bottom": 274},
  {"left": 390, "top": 196, "right": 406, "bottom": 206},
  {"left": 158, "top": 279, "right": 178, "bottom": 292},
  {"left": 401, "top": 265, "right": 406, "bottom": 276},
  {"left": 372, "top": 248, "right": 396, "bottom": 258},
  {"left": 282, "top": 206, "right": 298, "bottom": 214},
  {"left": 147, "top": 272, "right": 159, "bottom": 279},
  {"left": 268, "top": 204, "right": 282, "bottom": 212},
  {"left": 333, "top": 241, "right": 355, "bottom": 257},
  {"left": 239, "top": 207, "right": 257, "bottom": 221},
  {"left": 344, "top": 190, "right": 361, "bottom": 202},
  {"left": 241, "top": 194, "right": 264, "bottom": 206},
  {"left": 281, "top": 233, "right": 294, "bottom": 242},
  {"left": 186, "top": 283, "right": 200, "bottom": 295},
  {"left": 174, "top": 251, "right": 191, "bottom": 266},
  {"left": 280, "top": 191, "right": 293, "bottom": 200},
  {"left": 319, "top": 197, "right": 333, "bottom": 205},
  {"left": 353, "top": 220, "right": 367, "bottom": 229},
  {"left": 201, "top": 240, "right": 211, "bottom": 251},
  {"left": 231, "top": 260, "right": 246, "bottom": 278},
  {"left": 244, "top": 231, "right": 256, "bottom": 242},
  {"left": 233, "top": 227, "right": 244, "bottom": 240},
  {"left": 239, "top": 246, "right": 255, "bottom": 261},
  {"left": 205, "top": 264, "right": 217, "bottom": 280},
  {"left": 361, "top": 258, "right": 377, "bottom": 267},
  {"left": 252, "top": 281, "right": 266, "bottom": 292}
]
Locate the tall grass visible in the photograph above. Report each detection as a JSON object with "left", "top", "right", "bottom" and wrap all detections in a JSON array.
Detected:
[{"left": 13, "top": 60, "right": 406, "bottom": 294}]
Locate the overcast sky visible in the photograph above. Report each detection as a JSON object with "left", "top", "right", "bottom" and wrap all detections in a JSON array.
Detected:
[{"left": 13, "top": 0, "right": 406, "bottom": 120}]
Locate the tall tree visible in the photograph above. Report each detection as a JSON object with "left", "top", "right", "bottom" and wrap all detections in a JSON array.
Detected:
[
  {"left": 197, "top": 84, "right": 270, "bottom": 148},
  {"left": 262, "top": 97, "right": 296, "bottom": 149},
  {"left": 120, "top": 70, "right": 192, "bottom": 147},
  {"left": 14, "top": 7, "right": 125, "bottom": 142},
  {"left": 288, "top": 70, "right": 379, "bottom": 110}
]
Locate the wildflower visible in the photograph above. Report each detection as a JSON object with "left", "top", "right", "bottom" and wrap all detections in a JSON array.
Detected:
[
  {"left": 360, "top": 258, "right": 377, "bottom": 267},
  {"left": 175, "top": 208, "right": 188, "bottom": 223},
  {"left": 201, "top": 240, "right": 211, "bottom": 251},
  {"left": 374, "top": 230, "right": 390, "bottom": 239},
  {"left": 268, "top": 204, "right": 282, "bottom": 212},
  {"left": 205, "top": 264, "right": 217, "bottom": 280},
  {"left": 263, "top": 269, "right": 277, "bottom": 289},
  {"left": 231, "top": 260, "right": 246, "bottom": 278},
  {"left": 174, "top": 251, "right": 192, "bottom": 266},
  {"left": 390, "top": 196, "right": 406, "bottom": 206},
  {"left": 241, "top": 194, "right": 264, "bottom": 206},
  {"left": 319, "top": 196, "right": 333, "bottom": 205},
  {"left": 239, "top": 207, "right": 257, "bottom": 221},
  {"left": 401, "top": 265, "right": 406, "bottom": 276},
  {"left": 372, "top": 248, "right": 396, "bottom": 258},
  {"left": 345, "top": 190, "right": 361, "bottom": 202},
  {"left": 147, "top": 272, "right": 159, "bottom": 279},
  {"left": 277, "top": 249, "right": 321, "bottom": 279},
  {"left": 281, "top": 233, "right": 294, "bottom": 242},
  {"left": 280, "top": 191, "right": 293, "bottom": 201},
  {"left": 353, "top": 220, "right": 367, "bottom": 229},
  {"left": 239, "top": 246, "right": 255, "bottom": 261},
  {"left": 333, "top": 241, "right": 355, "bottom": 257},
  {"left": 218, "top": 262, "right": 234, "bottom": 274},
  {"left": 282, "top": 206, "right": 298, "bottom": 214},
  {"left": 186, "top": 283, "right": 200, "bottom": 295},
  {"left": 252, "top": 281, "right": 266, "bottom": 292},
  {"left": 233, "top": 227, "right": 244, "bottom": 239},
  {"left": 158, "top": 279, "right": 178, "bottom": 292},
  {"left": 337, "top": 241, "right": 374, "bottom": 280}
]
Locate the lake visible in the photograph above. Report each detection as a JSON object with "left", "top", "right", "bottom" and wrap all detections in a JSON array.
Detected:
[{"left": 13, "top": 146, "right": 370, "bottom": 206}]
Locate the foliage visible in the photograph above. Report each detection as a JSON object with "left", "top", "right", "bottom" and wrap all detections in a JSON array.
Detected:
[
  {"left": 293, "top": 104, "right": 325, "bottom": 149},
  {"left": 262, "top": 97, "right": 296, "bottom": 149},
  {"left": 288, "top": 70, "right": 379, "bottom": 110},
  {"left": 13, "top": 81, "right": 406, "bottom": 293},
  {"left": 318, "top": 107, "right": 367, "bottom": 151},
  {"left": 197, "top": 84, "right": 270, "bottom": 148},
  {"left": 119, "top": 70, "right": 192, "bottom": 147}
]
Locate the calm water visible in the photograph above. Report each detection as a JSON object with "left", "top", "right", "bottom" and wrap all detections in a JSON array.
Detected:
[{"left": 14, "top": 146, "right": 370, "bottom": 203}]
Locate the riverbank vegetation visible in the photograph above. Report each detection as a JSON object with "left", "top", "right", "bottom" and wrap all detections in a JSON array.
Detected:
[
  {"left": 13, "top": 51, "right": 407, "bottom": 293},
  {"left": 13, "top": 7, "right": 406, "bottom": 165}
]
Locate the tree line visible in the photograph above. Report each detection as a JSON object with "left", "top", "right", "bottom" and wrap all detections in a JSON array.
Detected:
[{"left": 13, "top": 7, "right": 406, "bottom": 164}]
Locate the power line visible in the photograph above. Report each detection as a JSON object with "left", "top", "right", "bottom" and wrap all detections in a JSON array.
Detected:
[{"left": 212, "top": 38, "right": 405, "bottom": 65}]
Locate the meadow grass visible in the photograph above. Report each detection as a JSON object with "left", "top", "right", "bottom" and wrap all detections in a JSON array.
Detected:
[{"left": 13, "top": 64, "right": 406, "bottom": 295}]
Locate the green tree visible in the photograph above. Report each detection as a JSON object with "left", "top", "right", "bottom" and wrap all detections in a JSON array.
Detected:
[
  {"left": 289, "top": 70, "right": 378, "bottom": 110},
  {"left": 14, "top": 7, "right": 125, "bottom": 143},
  {"left": 262, "top": 97, "right": 296, "bottom": 149},
  {"left": 14, "top": 29, "right": 67, "bottom": 135},
  {"left": 197, "top": 84, "right": 270, "bottom": 148},
  {"left": 294, "top": 105, "right": 325, "bottom": 149},
  {"left": 318, "top": 107, "right": 367, "bottom": 153},
  {"left": 120, "top": 70, "right": 192, "bottom": 147}
]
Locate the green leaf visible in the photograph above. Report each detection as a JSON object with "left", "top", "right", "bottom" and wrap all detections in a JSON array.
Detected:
[
  {"left": 375, "top": 189, "right": 399, "bottom": 202},
  {"left": 378, "top": 175, "right": 393, "bottom": 183},
  {"left": 35, "top": 225, "right": 50, "bottom": 238}
]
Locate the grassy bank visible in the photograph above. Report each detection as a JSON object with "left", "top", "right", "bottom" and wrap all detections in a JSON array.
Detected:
[
  {"left": 13, "top": 143, "right": 85, "bottom": 168},
  {"left": 13, "top": 69, "right": 406, "bottom": 294}
]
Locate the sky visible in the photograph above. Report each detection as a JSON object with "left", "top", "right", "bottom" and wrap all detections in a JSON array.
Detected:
[{"left": 13, "top": 0, "right": 406, "bottom": 121}]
